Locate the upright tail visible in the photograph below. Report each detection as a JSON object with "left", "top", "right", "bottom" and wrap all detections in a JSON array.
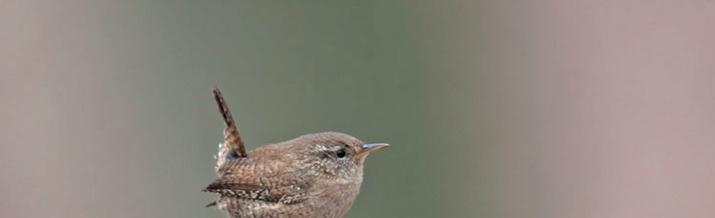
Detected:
[{"left": 212, "top": 88, "right": 248, "bottom": 162}]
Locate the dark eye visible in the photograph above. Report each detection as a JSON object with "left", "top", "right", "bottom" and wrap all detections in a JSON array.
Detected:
[{"left": 335, "top": 148, "right": 347, "bottom": 158}]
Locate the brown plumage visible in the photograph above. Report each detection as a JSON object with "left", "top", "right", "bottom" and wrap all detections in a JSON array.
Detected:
[{"left": 204, "top": 88, "right": 389, "bottom": 218}]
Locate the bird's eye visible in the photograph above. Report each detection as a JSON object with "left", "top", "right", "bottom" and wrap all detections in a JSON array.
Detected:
[{"left": 335, "top": 148, "right": 347, "bottom": 158}]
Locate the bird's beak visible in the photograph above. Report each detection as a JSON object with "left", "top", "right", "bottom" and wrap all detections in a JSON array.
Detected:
[{"left": 355, "top": 143, "right": 389, "bottom": 160}]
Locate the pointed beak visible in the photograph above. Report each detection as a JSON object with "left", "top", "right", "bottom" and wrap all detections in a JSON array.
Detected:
[
  {"left": 362, "top": 143, "right": 390, "bottom": 151},
  {"left": 355, "top": 143, "right": 389, "bottom": 159}
]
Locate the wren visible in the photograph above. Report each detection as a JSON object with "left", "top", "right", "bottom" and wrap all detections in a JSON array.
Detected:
[{"left": 204, "top": 88, "right": 389, "bottom": 218}]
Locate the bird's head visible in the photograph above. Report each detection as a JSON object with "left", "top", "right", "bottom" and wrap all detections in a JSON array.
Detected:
[{"left": 290, "top": 132, "right": 389, "bottom": 180}]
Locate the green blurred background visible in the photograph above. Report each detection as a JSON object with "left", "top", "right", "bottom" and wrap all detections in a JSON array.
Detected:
[{"left": 2, "top": 1, "right": 715, "bottom": 218}]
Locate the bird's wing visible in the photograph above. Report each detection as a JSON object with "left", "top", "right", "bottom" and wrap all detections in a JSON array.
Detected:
[
  {"left": 205, "top": 158, "right": 310, "bottom": 205},
  {"left": 217, "top": 156, "right": 255, "bottom": 175}
]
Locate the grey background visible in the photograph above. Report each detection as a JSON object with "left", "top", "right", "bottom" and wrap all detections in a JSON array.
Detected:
[{"left": 2, "top": 1, "right": 715, "bottom": 218}]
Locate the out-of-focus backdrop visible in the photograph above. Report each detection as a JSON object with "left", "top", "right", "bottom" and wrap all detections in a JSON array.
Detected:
[{"left": 2, "top": 1, "right": 715, "bottom": 218}]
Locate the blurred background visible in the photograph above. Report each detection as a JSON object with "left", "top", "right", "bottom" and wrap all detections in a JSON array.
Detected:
[{"left": 2, "top": 1, "right": 715, "bottom": 217}]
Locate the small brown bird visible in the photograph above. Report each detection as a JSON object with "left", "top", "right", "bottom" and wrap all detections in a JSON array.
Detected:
[{"left": 204, "top": 88, "right": 389, "bottom": 218}]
